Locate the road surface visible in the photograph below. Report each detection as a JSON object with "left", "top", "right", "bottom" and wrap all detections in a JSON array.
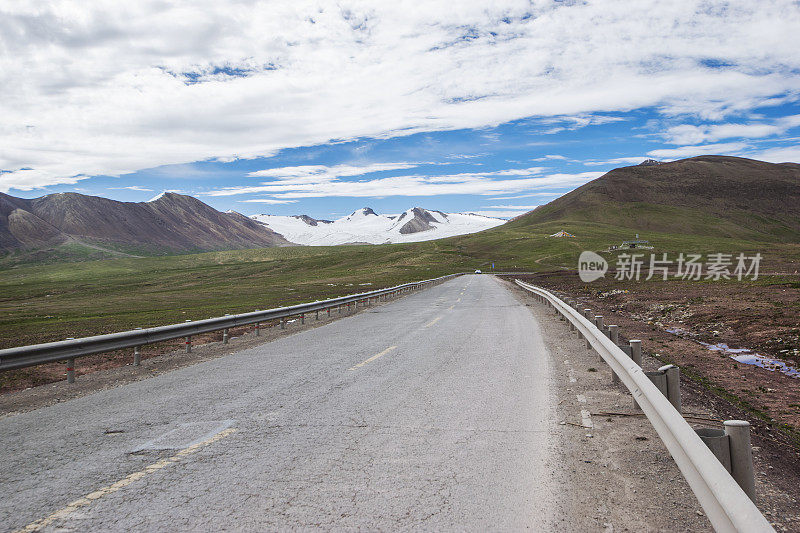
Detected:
[{"left": 1, "top": 275, "right": 566, "bottom": 531}]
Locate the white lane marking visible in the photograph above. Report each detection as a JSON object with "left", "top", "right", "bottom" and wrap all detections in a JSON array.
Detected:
[
  {"left": 349, "top": 346, "right": 397, "bottom": 370},
  {"left": 424, "top": 316, "right": 442, "bottom": 328},
  {"left": 18, "top": 428, "right": 237, "bottom": 532},
  {"left": 581, "top": 409, "right": 593, "bottom": 429}
]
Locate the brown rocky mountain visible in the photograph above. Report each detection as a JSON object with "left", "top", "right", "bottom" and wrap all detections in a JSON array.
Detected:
[
  {"left": 508, "top": 155, "right": 800, "bottom": 241},
  {"left": 0, "top": 191, "right": 289, "bottom": 256}
]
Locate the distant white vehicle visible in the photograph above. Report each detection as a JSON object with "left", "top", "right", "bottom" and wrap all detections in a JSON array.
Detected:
[{"left": 474, "top": 269, "right": 482, "bottom": 274}]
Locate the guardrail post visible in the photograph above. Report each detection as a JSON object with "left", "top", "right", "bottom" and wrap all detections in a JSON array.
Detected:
[
  {"left": 583, "top": 309, "right": 592, "bottom": 348},
  {"left": 328, "top": 308, "right": 331, "bottom": 317},
  {"left": 645, "top": 369, "right": 668, "bottom": 397},
  {"left": 594, "top": 315, "right": 604, "bottom": 330},
  {"left": 133, "top": 327, "right": 142, "bottom": 366},
  {"left": 724, "top": 420, "right": 756, "bottom": 502},
  {"left": 66, "top": 357, "right": 75, "bottom": 383},
  {"left": 301, "top": 314, "right": 305, "bottom": 325},
  {"left": 609, "top": 325, "right": 620, "bottom": 383},
  {"left": 696, "top": 428, "right": 732, "bottom": 471},
  {"left": 630, "top": 339, "right": 643, "bottom": 409},
  {"left": 695, "top": 420, "right": 756, "bottom": 502},
  {"left": 281, "top": 318, "right": 286, "bottom": 329},
  {"left": 659, "top": 364, "right": 682, "bottom": 413},
  {"left": 315, "top": 310, "right": 319, "bottom": 320},
  {"left": 222, "top": 329, "right": 229, "bottom": 344},
  {"left": 255, "top": 322, "right": 260, "bottom": 336}
]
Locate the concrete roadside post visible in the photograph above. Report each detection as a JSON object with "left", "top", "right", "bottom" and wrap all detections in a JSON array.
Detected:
[
  {"left": 583, "top": 310, "right": 593, "bottom": 349},
  {"left": 630, "top": 339, "right": 643, "bottom": 409},
  {"left": 566, "top": 300, "right": 576, "bottom": 330},
  {"left": 724, "top": 420, "right": 756, "bottom": 501},
  {"left": 594, "top": 316, "right": 604, "bottom": 360},
  {"left": 609, "top": 325, "right": 620, "bottom": 383},
  {"left": 133, "top": 327, "right": 143, "bottom": 366},
  {"left": 695, "top": 421, "right": 756, "bottom": 502},
  {"left": 659, "top": 364, "right": 682, "bottom": 413},
  {"left": 185, "top": 320, "right": 193, "bottom": 352},
  {"left": 696, "top": 428, "right": 732, "bottom": 472},
  {"left": 66, "top": 356, "right": 75, "bottom": 383},
  {"left": 594, "top": 315, "right": 604, "bottom": 330},
  {"left": 645, "top": 369, "right": 667, "bottom": 397}
]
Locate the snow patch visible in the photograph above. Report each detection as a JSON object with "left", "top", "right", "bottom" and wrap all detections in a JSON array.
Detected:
[{"left": 251, "top": 207, "right": 504, "bottom": 246}]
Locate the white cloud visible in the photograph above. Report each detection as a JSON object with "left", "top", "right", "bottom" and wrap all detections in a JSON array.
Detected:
[
  {"left": 468, "top": 209, "right": 534, "bottom": 219},
  {"left": 646, "top": 142, "right": 750, "bottom": 160},
  {"left": 744, "top": 144, "right": 800, "bottom": 163},
  {"left": 1, "top": 1, "right": 800, "bottom": 191},
  {"left": 247, "top": 163, "right": 419, "bottom": 181},
  {"left": 483, "top": 204, "right": 539, "bottom": 209},
  {"left": 238, "top": 198, "right": 298, "bottom": 204},
  {"left": 663, "top": 114, "right": 800, "bottom": 144},
  {"left": 582, "top": 156, "right": 653, "bottom": 166},
  {"left": 108, "top": 185, "right": 154, "bottom": 192},
  {"left": 204, "top": 162, "right": 600, "bottom": 198},
  {"left": 530, "top": 155, "right": 568, "bottom": 162}
]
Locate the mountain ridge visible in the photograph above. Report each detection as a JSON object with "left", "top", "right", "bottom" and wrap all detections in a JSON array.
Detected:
[
  {"left": 508, "top": 155, "right": 800, "bottom": 241},
  {"left": 0, "top": 191, "right": 290, "bottom": 258}
]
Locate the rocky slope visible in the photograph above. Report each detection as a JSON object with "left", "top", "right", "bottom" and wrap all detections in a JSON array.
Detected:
[{"left": 0, "top": 191, "right": 289, "bottom": 255}]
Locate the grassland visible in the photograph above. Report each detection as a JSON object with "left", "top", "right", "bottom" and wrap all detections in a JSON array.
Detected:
[{"left": 2, "top": 219, "right": 798, "bottom": 352}]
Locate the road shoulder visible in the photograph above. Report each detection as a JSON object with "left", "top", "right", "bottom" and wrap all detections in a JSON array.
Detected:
[{"left": 502, "top": 278, "right": 713, "bottom": 532}]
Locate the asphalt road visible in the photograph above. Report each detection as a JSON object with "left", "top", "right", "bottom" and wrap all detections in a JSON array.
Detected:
[{"left": 1, "top": 275, "right": 565, "bottom": 531}]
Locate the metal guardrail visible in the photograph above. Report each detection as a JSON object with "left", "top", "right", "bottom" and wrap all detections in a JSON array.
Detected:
[
  {"left": 514, "top": 279, "right": 774, "bottom": 533},
  {"left": 0, "top": 273, "right": 462, "bottom": 373}
]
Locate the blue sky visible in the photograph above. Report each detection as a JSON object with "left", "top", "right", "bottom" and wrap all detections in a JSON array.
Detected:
[{"left": 2, "top": 1, "right": 800, "bottom": 219}]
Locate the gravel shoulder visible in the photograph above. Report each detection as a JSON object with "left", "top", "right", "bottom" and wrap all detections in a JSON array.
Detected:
[
  {"left": 503, "top": 277, "right": 800, "bottom": 532},
  {"left": 503, "top": 278, "right": 713, "bottom": 532}
]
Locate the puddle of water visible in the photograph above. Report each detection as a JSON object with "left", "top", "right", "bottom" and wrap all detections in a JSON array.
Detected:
[{"left": 666, "top": 329, "right": 799, "bottom": 378}]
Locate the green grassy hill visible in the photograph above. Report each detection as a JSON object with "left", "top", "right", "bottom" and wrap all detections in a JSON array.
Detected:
[{"left": 509, "top": 155, "right": 800, "bottom": 242}]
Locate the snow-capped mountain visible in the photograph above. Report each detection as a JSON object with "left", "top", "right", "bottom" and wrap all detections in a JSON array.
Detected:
[{"left": 250, "top": 207, "right": 505, "bottom": 245}]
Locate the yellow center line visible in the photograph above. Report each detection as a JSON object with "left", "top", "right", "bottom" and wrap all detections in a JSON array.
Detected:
[
  {"left": 18, "top": 428, "right": 238, "bottom": 533},
  {"left": 349, "top": 345, "right": 397, "bottom": 370},
  {"left": 447, "top": 304, "right": 455, "bottom": 310},
  {"left": 424, "top": 316, "right": 442, "bottom": 328},
  {"left": 456, "top": 297, "right": 461, "bottom": 302}
]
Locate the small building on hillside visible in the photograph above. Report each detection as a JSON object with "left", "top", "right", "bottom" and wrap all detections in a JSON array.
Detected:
[
  {"left": 549, "top": 230, "right": 575, "bottom": 238},
  {"left": 621, "top": 234, "right": 650, "bottom": 249}
]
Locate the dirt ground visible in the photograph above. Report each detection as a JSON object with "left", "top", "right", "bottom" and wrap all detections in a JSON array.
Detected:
[
  {"left": 503, "top": 274, "right": 800, "bottom": 531},
  {"left": 514, "top": 272, "right": 800, "bottom": 430}
]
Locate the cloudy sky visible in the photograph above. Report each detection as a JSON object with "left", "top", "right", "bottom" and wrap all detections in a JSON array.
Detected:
[{"left": 2, "top": 1, "right": 799, "bottom": 219}]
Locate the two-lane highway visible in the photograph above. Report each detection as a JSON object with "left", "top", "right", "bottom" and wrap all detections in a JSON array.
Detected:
[{"left": 1, "top": 275, "right": 566, "bottom": 531}]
